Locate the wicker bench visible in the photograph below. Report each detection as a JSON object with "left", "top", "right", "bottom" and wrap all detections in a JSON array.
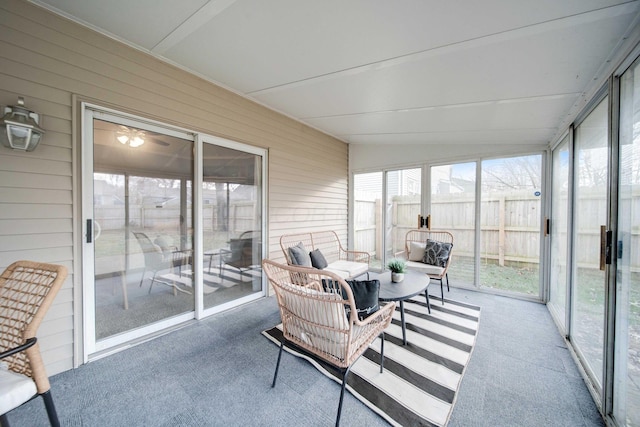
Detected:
[{"left": 280, "top": 230, "right": 370, "bottom": 279}]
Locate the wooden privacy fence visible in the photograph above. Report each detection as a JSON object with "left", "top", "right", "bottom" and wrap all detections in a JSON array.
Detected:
[
  {"left": 354, "top": 189, "right": 640, "bottom": 271},
  {"left": 95, "top": 201, "right": 256, "bottom": 236}
]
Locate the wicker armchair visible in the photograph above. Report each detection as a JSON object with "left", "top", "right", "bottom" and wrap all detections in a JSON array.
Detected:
[
  {"left": 133, "top": 232, "right": 190, "bottom": 296},
  {"left": 400, "top": 230, "right": 454, "bottom": 303},
  {"left": 221, "top": 230, "right": 261, "bottom": 283},
  {"left": 0, "top": 260, "right": 68, "bottom": 427},
  {"left": 263, "top": 259, "right": 395, "bottom": 427}
]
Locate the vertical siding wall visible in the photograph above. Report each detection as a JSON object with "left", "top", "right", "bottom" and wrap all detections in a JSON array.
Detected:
[{"left": 0, "top": 0, "right": 348, "bottom": 374}]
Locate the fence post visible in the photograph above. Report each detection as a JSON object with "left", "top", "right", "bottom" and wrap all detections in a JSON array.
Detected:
[{"left": 499, "top": 196, "right": 505, "bottom": 267}]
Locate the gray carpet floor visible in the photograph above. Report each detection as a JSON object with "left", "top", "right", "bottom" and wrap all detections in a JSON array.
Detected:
[{"left": 7, "top": 287, "right": 604, "bottom": 426}]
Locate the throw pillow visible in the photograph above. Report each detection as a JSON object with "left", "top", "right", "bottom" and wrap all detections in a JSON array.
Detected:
[
  {"left": 309, "top": 249, "right": 328, "bottom": 269},
  {"left": 423, "top": 239, "right": 453, "bottom": 267},
  {"left": 288, "top": 242, "right": 312, "bottom": 267},
  {"left": 322, "top": 279, "right": 380, "bottom": 320},
  {"left": 408, "top": 241, "right": 427, "bottom": 261}
]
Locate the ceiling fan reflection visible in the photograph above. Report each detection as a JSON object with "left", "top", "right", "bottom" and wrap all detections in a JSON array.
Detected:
[{"left": 116, "top": 125, "right": 169, "bottom": 147}]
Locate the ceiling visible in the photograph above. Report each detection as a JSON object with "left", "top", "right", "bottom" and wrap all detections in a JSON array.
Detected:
[{"left": 32, "top": 0, "right": 640, "bottom": 147}]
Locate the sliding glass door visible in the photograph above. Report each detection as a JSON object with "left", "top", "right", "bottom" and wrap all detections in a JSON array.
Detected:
[
  {"left": 613, "top": 57, "right": 640, "bottom": 427},
  {"left": 202, "top": 140, "right": 263, "bottom": 310},
  {"left": 386, "top": 168, "right": 422, "bottom": 263},
  {"left": 572, "top": 96, "right": 609, "bottom": 390},
  {"left": 353, "top": 168, "right": 421, "bottom": 270},
  {"left": 479, "top": 155, "right": 543, "bottom": 296},
  {"left": 429, "top": 157, "right": 543, "bottom": 296},
  {"left": 86, "top": 112, "right": 195, "bottom": 353},
  {"left": 353, "top": 172, "right": 383, "bottom": 269},
  {"left": 83, "top": 107, "right": 266, "bottom": 358},
  {"left": 548, "top": 136, "right": 571, "bottom": 331},
  {"left": 430, "top": 162, "right": 477, "bottom": 286}
]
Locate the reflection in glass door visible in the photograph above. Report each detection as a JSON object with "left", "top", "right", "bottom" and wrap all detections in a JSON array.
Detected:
[
  {"left": 88, "top": 115, "right": 194, "bottom": 351},
  {"left": 430, "top": 162, "right": 477, "bottom": 286},
  {"left": 613, "top": 59, "right": 640, "bottom": 426},
  {"left": 202, "top": 142, "right": 263, "bottom": 310},
  {"left": 480, "top": 155, "right": 543, "bottom": 296},
  {"left": 572, "top": 96, "right": 609, "bottom": 389}
]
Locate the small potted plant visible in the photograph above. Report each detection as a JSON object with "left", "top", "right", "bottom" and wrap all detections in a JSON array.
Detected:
[{"left": 387, "top": 258, "right": 407, "bottom": 283}]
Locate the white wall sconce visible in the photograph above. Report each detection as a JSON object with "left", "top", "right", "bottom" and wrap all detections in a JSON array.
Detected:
[{"left": 0, "top": 97, "right": 45, "bottom": 152}]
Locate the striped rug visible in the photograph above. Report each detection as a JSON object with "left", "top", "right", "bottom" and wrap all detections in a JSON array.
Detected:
[
  {"left": 262, "top": 295, "right": 480, "bottom": 427},
  {"left": 170, "top": 267, "right": 262, "bottom": 294}
]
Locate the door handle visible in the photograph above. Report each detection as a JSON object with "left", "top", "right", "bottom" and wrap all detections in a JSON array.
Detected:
[
  {"left": 86, "top": 219, "right": 102, "bottom": 243},
  {"left": 87, "top": 219, "right": 92, "bottom": 243},
  {"left": 605, "top": 229, "right": 612, "bottom": 265},
  {"left": 599, "top": 226, "right": 612, "bottom": 271},
  {"left": 544, "top": 217, "right": 550, "bottom": 236},
  {"left": 418, "top": 214, "right": 432, "bottom": 229}
]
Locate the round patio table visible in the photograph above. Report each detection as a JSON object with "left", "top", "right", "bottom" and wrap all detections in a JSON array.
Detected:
[{"left": 378, "top": 269, "right": 431, "bottom": 345}]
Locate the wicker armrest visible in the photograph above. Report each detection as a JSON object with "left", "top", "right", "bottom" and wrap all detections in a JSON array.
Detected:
[
  {"left": 0, "top": 337, "right": 37, "bottom": 360},
  {"left": 339, "top": 249, "right": 370, "bottom": 263},
  {"left": 353, "top": 300, "right": 396, "bottom": 327}
]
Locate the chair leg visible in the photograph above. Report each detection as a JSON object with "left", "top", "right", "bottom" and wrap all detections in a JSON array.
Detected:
[
  {"left": 139, "top": 267, "right": 146, "bottom": 287},
  {"left": 446, "top": 272, "right": 450, "bottom": 292},
  {"left": 148, "top": 272, "right": 157, "bottom": 294},
  {"left": 379, "top": 332, "right": 385, "bottom": 373},
  {"left": 42, "top": 390, "right": 60, "bottom": 427},
  {"left": 440, "top": 278, "right": 444, "bottom": 305},
  {"left": 272, "top": 341, "right": 285, "bottom": 388},
  {"left": 336, "top": 366, "right": 352, "bottom": 427}
]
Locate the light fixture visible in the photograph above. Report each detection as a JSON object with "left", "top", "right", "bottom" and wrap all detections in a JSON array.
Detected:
[
  {"left": 116, "top": 126, "right": 145, "bottom": 148},
  {"left": 0, "top": 97, "right": 45, "bottom": 151}
]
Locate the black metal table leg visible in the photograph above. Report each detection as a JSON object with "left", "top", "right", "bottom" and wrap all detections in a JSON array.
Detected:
[
  {"left": 425, "top": 291, "right": 431, "bottom": 314},
  {"left": 400, "top": 300, "right": 407, "bottom": 345}
]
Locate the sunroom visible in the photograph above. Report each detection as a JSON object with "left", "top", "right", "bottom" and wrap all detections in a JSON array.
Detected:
[{"left": 1, "top": 1, "right": 639, "bottom": 426}]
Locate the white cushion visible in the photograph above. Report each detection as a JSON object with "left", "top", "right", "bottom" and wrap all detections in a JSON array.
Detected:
[
  {"left": 0, "top": 368, "right": 37, "bottom": 414},
  {"left": 324, "top": 267, "right": 350, "bottom": 279},
  {"left": 408, "top": 241, "right": 427, "bottom": 261},
  {"left": 326, "top": 260, "right": 369, "bottom": 278},
  {"left": 406, "top": 260, "right": 445, "bottom": 276}
]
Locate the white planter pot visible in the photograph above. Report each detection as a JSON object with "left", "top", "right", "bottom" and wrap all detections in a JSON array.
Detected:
[{"left": 391, "top": 272, "right": 404, "bottom": 283}]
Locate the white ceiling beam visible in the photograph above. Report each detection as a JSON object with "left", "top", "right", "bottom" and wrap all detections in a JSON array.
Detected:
[
  {"left": 300, "top": 93, "right": 580, "bottom": 120},
  {"left": 152, "top": 0, "right": 237, "bottom": 54}
]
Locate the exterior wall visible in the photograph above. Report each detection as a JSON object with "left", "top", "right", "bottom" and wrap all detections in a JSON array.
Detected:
[{"left": 0, "top": 0, "right": 348, "bottom": 374}]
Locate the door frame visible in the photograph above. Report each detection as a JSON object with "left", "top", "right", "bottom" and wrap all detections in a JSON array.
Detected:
[{"left": 80, "top": 102, "right": 267, "bottom": 361}]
